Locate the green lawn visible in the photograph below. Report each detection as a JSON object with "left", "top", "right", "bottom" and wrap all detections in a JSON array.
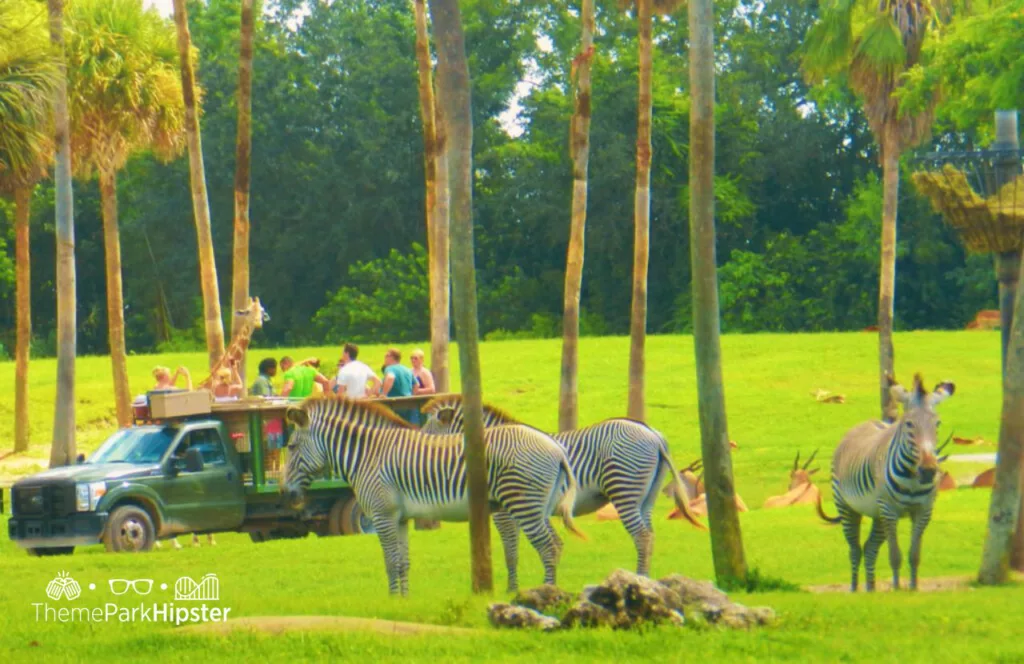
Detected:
[{"left": 0, "top": 331, "right": 1018, "bottom": 662}]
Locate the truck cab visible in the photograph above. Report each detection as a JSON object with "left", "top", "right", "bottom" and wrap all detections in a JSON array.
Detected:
[{"left": 8, "top": 419, "right": 246, "bottom": 555}]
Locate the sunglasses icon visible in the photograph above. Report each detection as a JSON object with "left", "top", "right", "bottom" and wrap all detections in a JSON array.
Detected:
[{"left": 108, "top": 579, "right": 154, "bottom": 596}]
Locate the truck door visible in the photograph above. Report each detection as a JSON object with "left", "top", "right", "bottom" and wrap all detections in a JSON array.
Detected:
[{"left": 167, "top": 427, "right": 245, "bottom": 532}]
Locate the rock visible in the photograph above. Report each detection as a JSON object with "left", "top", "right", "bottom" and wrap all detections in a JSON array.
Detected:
[
  {"left": 716, "top": 604, "right": 776, "bottom": 629},
  {"left": 512, "top": 585, "right": 574, "bottom": 613},
  {"left": 487, "top": 603, "right": 561, "bottom": 631},
  {"left": 562, "top": 570, "right": 686, "bottom": 630}
]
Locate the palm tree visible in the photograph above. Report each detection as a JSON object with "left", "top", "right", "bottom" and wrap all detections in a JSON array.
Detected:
[
  {"left": 47, "top": 0, "right": 77, "bottom": 468},
  {"left": 559, "top": 0, "right": 595, "bottom": 432},
  {"left": 65, "top": 0, "right": 186, "bottom": 427},
  {"left": 232, "top": 0, "right": 255, "bottom": 384},
  {"left": 427, "top": 0, "right": 492, "bottom": 593},
  {"left": 172, "top": 0, "right": 225, "bottom": 370},
  {"left": 413, "top": 0, "right": 451, "bottom": 394},
  {"left": 689, "top": 0, "right": 746, "bottom": 583},
  {"left": 623, "top": 0, "right": 684, "bottom": 422},
  {"left": 804, "top": 0, "right": 941, "bottom": 422},
  {"left": 0, "top": 0, "right": 58, "bottom": 453}
]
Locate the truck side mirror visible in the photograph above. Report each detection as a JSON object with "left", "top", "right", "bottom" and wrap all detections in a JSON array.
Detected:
[{"left": 184, "top": 447, "right": 205, "bottom": 473}]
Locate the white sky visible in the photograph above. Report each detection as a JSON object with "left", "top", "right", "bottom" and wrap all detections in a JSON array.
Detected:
[{"left": 143, "top": 0, "right": 173, "bottom": 16}]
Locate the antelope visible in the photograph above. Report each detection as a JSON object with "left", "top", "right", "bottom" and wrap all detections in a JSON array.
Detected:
[
  {"left": 665, "top": 458, "right": 748, "bottom": 519},
  {"left": 763, "top": 450, "right": 821, "bottom": 509}
]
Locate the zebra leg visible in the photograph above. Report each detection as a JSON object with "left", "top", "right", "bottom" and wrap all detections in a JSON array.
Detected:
[
  {"left": 838, "top": 504, "right": 862, "bottom": 592},
  {"left": 882, "top": 513, "right": 902, "bottom": 591},
  {"left": 862, "top": 518, "right": 885, "bottom": 592},
  {"left": 908, "top": 506, "right": 933, "bottom": 591},
  {"left": 396, "top": 519, "right": 411, "bottom": 597},
  {"left": 493, "top": 511, "right": 520, "bottom": 593},
  {"left": 516, "top": 518, "right": 560, "bottom": 586},
  {"left": 370, "top": 513, "right": 404, "bottom": 596},
  {"left": 610, "top": 496, "right": 654, "bottom": 578}
]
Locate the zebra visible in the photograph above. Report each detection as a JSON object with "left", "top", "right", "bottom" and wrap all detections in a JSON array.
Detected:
[
  {"left": 816, "top": 374, "right": 955, "bottom": 592},
  {"left": 420, "top": 395, "right": 705, "bottom": 586},
  {"left": 281, "top": 396, "right": 584, "bottom": 596}
]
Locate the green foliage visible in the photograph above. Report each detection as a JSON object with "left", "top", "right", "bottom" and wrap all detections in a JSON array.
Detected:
[
  {"left": 314, "top": 244, "right": 430, "bottom": 344},
  {"left": 718, "top": 567, "right": 803, "bottom": 593}
]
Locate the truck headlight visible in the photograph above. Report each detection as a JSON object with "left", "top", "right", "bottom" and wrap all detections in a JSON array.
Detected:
[{"left": 76, "top": 482, "right": 106, "bottom": 511}]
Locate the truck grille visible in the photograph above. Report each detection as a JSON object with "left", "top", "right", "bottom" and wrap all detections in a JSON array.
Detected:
[{"left": 13, "top": 484, "right": 76, "bottom": 517}]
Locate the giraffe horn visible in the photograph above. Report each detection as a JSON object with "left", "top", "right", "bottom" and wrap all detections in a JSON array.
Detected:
[{"left": 803, "top": 448, "right": 819, "bottom": 470}]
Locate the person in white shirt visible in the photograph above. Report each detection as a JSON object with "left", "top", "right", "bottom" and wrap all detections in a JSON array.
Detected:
[{"left": 333, "top": 342, "right": 380, "bottom": 399}]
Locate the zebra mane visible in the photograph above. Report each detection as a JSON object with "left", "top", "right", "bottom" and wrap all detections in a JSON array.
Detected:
[
  {"left": 419, "top": 394, "right": 520, "bottom": 424},
  {"left": 301, "top": 395, "right": 417, "bottom": 429}
]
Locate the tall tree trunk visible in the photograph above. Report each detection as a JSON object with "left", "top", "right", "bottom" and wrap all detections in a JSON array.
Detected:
[
  {"left": 48, "top": 0, "right": 76, "bottom": 468},
  {"left": 433, "top": 121, "right": 451, "bottom": 393},
  {"left": 173, "top": 0, "right": 225, "bottom": 371},
  {"left": 689, "top": 0, "right": 746, "bottom": 583},
  {"left": 428, "top": 0, "right": 492, "bottom": 594},
  {"left": 559, "top": 0, "right": 595, "bottom": 433},
  {"left": 878, "top": 128, "right": 899, "bottom": 423},
  {"left": 414, "top": 0, "right": 450, "bottom": 394},
  {"left": 628, "top": 0, "right": 653, "bottom": 422},
  {"left": 14, "top": 186, "right": 31, "bottom": 453},
  {"left": 99, "top": 168, "right": 132, "bottom": 427},
  {"left": 979, "top": 247, "right": 1024, "bottom": 584},
  {"left": 232, "top": 0, "right": 254, "bottom": 385}
]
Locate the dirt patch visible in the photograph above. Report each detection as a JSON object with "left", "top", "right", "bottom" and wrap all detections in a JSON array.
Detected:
[
  {"left": 180, "top": 615, "right": 477, "bottom": 636},
  {"left": 807, "top": 575, "right": 974, "bottom": 593}
]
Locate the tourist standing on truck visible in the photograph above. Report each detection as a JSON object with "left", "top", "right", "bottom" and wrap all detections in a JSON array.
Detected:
[
  {"left": 152, "top": 365, "right": 192, "bottom": 391},
  {"left": 379, "top": 348, "right": 418, "bottom": 424},
  {"left": 250, "top": 357, "right": 278, "bottom": 397},
  {"left": 333, "top": 342, "right": 380, "bottom": 399},
  {"left": 410, "top": 349, "right": 436, "bottom": 395},
  {"left": 212, "top": 359, "right": 245, "bottom": 400},
  {"left": 280, "top": 356, "right": 330, "bottom": 398}
]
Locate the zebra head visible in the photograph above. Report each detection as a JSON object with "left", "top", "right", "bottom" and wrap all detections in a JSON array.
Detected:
[
  {"left": 790, "top": 449, "right": 820, "bottom": 490},
  {"left": 281, "top": 405, "right": 328, "bottom": 510},
  {"left": 889, "top": 374, "right": 956, "bottom": 484}
]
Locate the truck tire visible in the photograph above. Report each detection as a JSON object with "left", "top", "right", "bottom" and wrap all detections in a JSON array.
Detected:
[
  {"left": 334, "top": 495, "right": 374, "bottom": 535},
  {"left": 28, "top": 547, "right": 74, "bottom": 556},
  {"left": 104, "top": 505, "right": 156, "bottom": 553},
  {"left": 249, "top": 530, "right": 267, "bottom": 543}
]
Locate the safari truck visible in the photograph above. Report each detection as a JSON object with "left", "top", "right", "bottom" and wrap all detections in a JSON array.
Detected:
[{"left": 8, "top": 392, "right": 441, "bottom": 556}]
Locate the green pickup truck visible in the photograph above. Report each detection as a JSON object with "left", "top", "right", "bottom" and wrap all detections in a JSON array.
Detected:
[{"left": 7, "top": 399, "right": 387, "bottom": 555}]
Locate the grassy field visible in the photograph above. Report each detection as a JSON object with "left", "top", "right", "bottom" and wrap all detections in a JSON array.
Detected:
[{"left": 0, "top": 331, "right": 1019, "bottom": 663}]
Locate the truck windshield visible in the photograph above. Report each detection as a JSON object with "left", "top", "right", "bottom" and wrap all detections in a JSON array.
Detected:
[{"left": 89, "top": 427, "right": 178, "bottom": 465}]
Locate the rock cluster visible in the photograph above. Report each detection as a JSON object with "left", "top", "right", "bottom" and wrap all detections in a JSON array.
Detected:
[{"left": 487, "top": 569, "right": 776, "bottom": 632}]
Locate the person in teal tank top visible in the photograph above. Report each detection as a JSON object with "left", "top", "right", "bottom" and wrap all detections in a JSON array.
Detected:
[{"left": 379, "top": 348, "right": 418, "bottom": 424}]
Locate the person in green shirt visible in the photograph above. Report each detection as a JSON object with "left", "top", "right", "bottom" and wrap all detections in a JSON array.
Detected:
[
  {"left": 379, "top": 348, "right": 418, "bottom": 424},
  {"left": 280, "top": 356, "right": 329, "bottom": 398},
  {"left": 249, "top": 357, "right": 278, "bottom": 397}
]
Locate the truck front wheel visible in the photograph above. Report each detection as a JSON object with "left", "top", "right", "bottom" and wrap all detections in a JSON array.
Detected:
[{"left": 105, "top": 505, "right": 156, "bottom": 553}]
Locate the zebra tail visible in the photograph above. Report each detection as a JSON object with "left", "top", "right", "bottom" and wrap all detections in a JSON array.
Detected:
[
  {"left": 660, "top": 445, "right": 707, "bottom": 531},
  {"left": 557, "top": 456, "right": 588, "bottom": 541},
  {"left": 815, "top": 491, "right": 841, "bottom": 525}
]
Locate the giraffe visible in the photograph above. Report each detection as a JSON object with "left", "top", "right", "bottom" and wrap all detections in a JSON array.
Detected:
[{"left": 196, "top": 297, "right": 268, "bottom": 390}]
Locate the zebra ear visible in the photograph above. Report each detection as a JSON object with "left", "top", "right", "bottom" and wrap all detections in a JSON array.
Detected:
[
  {"left": 927, "top": 381, "right": 955, "bottom": 408},
  {"left": 286, "top": 406, "right": 310, "bottom": 428},
  {"left": 437, "top": 407, "right": 456, "bottom": 426}
]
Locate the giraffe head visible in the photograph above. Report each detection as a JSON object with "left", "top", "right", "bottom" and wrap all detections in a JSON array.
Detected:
[
  {"left": 234, "top": 297, "right": 269, "bottom": 331},
  {"left": 889, "top": 374, "right": 955, "bottom": 484}
]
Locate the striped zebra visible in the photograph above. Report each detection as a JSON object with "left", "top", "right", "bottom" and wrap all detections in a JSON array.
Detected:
[
  {"left": 282, "top": 396, "right": 583, "bottom": 596},
  {"left": 817, "top": 374, "right": 955, "bottom": 591},
  {"left": 421, "top": 395, "right": 705, "bottom": 586}
]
